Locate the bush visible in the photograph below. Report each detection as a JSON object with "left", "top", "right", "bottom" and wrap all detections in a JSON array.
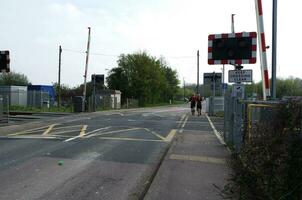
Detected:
[{"left": 222, "top": 100, "right": 302, "bottom": 199}]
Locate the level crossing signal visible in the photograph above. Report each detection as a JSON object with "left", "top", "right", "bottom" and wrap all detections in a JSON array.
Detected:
[
  {"left": 0, "top": 50, "right": 10, "bottom": 72},
  {"left": 91, "top": 74, "right": 104, "bottom": 85},
  {"left": 208, "top": 32, "right": 257, "bottom": 65}
]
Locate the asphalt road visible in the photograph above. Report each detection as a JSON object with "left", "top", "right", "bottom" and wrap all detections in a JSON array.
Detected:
[{"left": 0, "top": 106, "right": 189, "bottom": 200}]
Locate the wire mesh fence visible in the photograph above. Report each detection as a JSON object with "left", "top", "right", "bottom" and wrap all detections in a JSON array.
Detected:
[
  {"left": 0, "top": 94, "right": 9, "bottom": 124},
  {"left": 223, "top": 94, "right": 293, "bottom": 153}
]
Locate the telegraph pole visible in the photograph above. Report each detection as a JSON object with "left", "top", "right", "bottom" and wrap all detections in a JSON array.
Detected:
[
  {"left": 197, "top": 50, "right": 199, "bottom": 94},
  {"left": 271, "top": 0, "right": 277, "bottom": 99},
  {"left": 58, "top": 45, "right": 62, "bottom": 108},
  {"left": 183, "top": 77, "right": 185, "bottom": 101},
  {"left": 82, "top": 27, "right": 91, "bottom": 112}
]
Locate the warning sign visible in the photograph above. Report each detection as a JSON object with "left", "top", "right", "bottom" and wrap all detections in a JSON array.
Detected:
[{"left": 228, "top": 70, "right": 252, "bottom": 83}]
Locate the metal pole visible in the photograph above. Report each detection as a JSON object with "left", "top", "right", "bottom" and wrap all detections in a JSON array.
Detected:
[
  {"left": 231, "top": 14, "right": 235, "bottom": 33},
  {"left": 82, "top": 27, "right": 91, "bottom": 111},
  {"left": 271, "top": 0, "right": 277, "bottom": 99},
  {"left": 213, "top": 72, "right": 216, "bottom": 97},
  {"left": 93, "top": 74, "right": 96, "bottom": 112},
  {"left": 183, "top": 77, "right": 185, "bottom": 101},
  {"left": 197, "top": 50, "right": 199, "bottom": 94},
  {"left": 58, "top": 45, "right": 62, "bottom": 108},
  {"left": 222, "top": 65, "right": 225, "bottom": 95}
]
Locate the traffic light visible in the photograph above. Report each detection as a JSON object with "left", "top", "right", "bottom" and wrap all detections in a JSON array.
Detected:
[
  {"left": 208, "top": 32, "right": 257, "bottom": 65},
  {"left": 0, "top": 50, "right": 10, "bottom": 72}
]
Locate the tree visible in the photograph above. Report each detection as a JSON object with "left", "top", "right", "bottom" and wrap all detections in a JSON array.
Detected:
[
  {"left": 106, "top": 51, "right": 180, "bottom": 106},
  {"left": 0, "top": 71, "right": 31, "bottom": 86}
]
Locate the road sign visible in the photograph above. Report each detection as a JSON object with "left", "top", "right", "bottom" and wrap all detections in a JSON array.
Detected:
[
  {"left": 203, "top": 73, "right": 222, "bottom": 85},
  {"left": 208, "top": 32, "right": 257, "bottom": 65},
  {"left": 0, "top": 51, "right": 10, "bottom": 73},
  {"left": 228, "top": 70, "right": 253, "bottom": 83},
  {"left": 232, "top": 84, "right": 245, "bottom": 98}
]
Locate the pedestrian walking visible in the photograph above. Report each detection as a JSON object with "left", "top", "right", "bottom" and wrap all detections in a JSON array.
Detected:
[
  {"left": 189, "top": 95, "right": 196, "bottom": 116},
  {"left": 196, "top": 95, "right": 202, "bottom": 116}
]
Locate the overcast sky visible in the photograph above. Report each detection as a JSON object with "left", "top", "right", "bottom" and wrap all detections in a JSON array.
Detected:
[{"left": 1, "top": 0, "right": 301, "bottom": 87}]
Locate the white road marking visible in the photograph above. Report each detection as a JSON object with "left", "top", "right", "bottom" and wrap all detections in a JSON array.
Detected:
[
  {"left": 97, "top": 137, "right": 166, "bottom": 142},
  {"left": 84, "top": 126, "right": 111, "bottom": 135},
  {"left": 179, "top": 115, "right": 188, "bottom": 133},
  {"left": 205, "top": 114, "right": 226, "bottom": 145},
  {"left": 86, "top": 127, "right": 142, "bottom": 138}
]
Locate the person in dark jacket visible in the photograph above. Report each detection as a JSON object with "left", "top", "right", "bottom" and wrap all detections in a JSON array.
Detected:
[
  {"left": 189, "top": 95, "right": 196, "bottom": 115},
  {"left": 196, "top": 95, "right": 202, "bottom": 116}
]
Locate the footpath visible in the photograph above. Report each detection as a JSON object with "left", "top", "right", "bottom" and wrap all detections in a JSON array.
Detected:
[{"left": 145, "top": 113, "right": 230, "bottom": 200}]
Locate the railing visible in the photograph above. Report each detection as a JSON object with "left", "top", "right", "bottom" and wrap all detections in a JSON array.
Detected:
[{"left": 223, "top": 96, "right": 291, "bottom": 152}]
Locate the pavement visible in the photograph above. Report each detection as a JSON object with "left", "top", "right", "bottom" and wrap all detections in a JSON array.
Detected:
[
  {"left": 0, "top": 106, "right": 230, "bottom": 200},
  {"left": 145, "top": 113, "right": 230, "bottom": 200}
]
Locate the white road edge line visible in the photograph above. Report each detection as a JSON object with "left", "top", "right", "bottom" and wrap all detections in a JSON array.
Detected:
[
  {"left": 179, "top": 115, "right": 188, "bottom": 133},
  {"left": 205, "top": 114, "right": 226, "bottom": 145},
  {"left": 84, "top": 126, "right": 111, "bottom": 135}
]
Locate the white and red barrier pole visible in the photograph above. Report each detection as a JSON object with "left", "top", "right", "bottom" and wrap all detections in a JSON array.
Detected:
[{"left": 255, "top": 0, "right": 270, "bottom": 100}]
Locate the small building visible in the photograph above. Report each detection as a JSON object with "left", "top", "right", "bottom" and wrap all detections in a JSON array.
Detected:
[
  {"left": 0, "top": 85, "right": 27, "bottom": 106},
  {"left": 28, "top": 85, "right": 56, "bottom": 107},
  {"left": 94, "top": 89, "right": 121, "bottom": 110}
]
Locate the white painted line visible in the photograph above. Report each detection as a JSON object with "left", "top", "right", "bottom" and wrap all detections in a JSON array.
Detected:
[
  {"left": 97, "top": 137, "right": 166, "bottom": 142},
  {"left": 205, "top": 114, "right": 226, "bottom": 145},
  {"left": 87, "top": 127, "right": 142, "bottom": 138},
  {"left": 64, "top": 135, "right": 81, "bottom": 142},
  {"left": 84, "top": 126, "right": 111, "bottom": 135},
  {"left": 52, "top": 125, "right": 83, "bottom": 130},
  {"left": 181, "top": 115, "right": 188, "bottom": 129}
]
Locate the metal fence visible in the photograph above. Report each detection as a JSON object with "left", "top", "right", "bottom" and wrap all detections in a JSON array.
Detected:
[
  {"left": 0, "top": 95, "right": 9, "bottom": 124},
  {"left": 121, "top": 98, "right": 139, "bottom": 109},
  {"left": 27, "top": 91, "right": 50, "bottom": 108},
  {"left": 0, "top": 90, "right": 50, "bottom": 108},
  {"left": 223, "top": 94, "right": 287, "bottom": 152},
  {"left": 203, "top": 96, "right": 224, "bottom": 115}
]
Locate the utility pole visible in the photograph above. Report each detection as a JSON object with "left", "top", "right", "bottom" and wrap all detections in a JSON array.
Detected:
[
  {"left": 183, "top": 77, "right": 185, "bottom": 101},
  {"left": 82, "top": 27, "right": 91, "bottom": 112},
  {"left": 92, "top": 74, "right": 96, "bottom": 112},
  {"left": 197, "top": 50, "right": 199, "bottom": 94},
  {"left": 58, "top": 45, "right": 62, "bottom": 108},
  {"left": 271, "top": 0, "right": 277, "bottom": 99}
]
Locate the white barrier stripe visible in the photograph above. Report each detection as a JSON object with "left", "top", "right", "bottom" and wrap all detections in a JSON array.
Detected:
[{"left": 261, "top": 52, "right": 268, "bottom": 69}]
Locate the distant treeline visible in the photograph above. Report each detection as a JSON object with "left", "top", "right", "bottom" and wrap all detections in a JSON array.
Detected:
[{"left": 182, "top": 77, "right": 302, "bottom": 99}]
